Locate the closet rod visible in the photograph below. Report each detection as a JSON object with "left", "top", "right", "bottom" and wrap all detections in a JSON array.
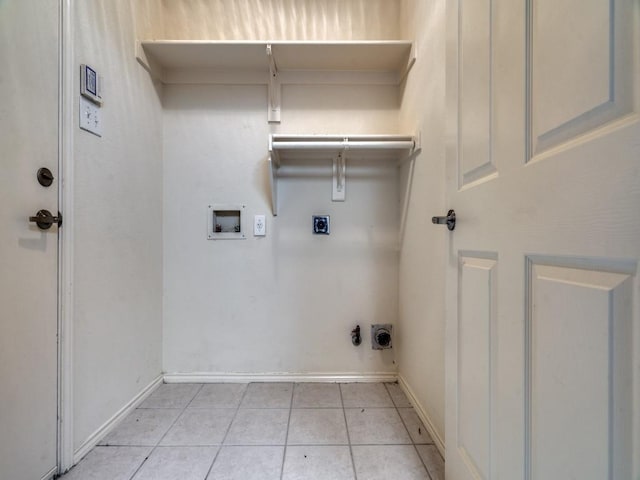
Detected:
[{"left": 271, "top": 140, "right": 415, "bottom": 150}]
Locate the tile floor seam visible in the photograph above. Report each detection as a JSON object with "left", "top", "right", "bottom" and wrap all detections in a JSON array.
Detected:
[
  {"left": 202, "top": 446, "right": 221, "bottom": 479},
  {"left": 127, "top": 383, "right": 204, "bottom": 480},
  {"left": 206, "top": 383, "right": 251, "bottom": 479},
  {"left": 290, "top": 406, "right": 346, "bottom": 409},
  {"left": 339, "top": 384, "right": 358, "bottom": 480},
  {"left": 421, "top": 445, "right": 445, "bottom": 480},
  {"left": 385, "top": 383, "right": 433, "bottom": 480},
  {"left": 286, "top": 442, "right": 349, "bottom": 446},
  {"left": 279, "top": 384, "right": 295, "bottom": 480},
  {"left": 218, "top": 383, "right": 249, "bottom": 444}
]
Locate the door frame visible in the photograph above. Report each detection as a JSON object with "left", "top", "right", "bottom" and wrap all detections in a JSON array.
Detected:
[{"left": 58, "top": 0, "right": 75, "bottom": 473}]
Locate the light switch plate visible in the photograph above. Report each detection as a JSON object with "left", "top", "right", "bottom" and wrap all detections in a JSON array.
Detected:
[
  {"left": 79, "top": 96, "right": 102, "bottom": 137},
  {"left": 254, "top": 215, "right": 266, "bottom": 236}
]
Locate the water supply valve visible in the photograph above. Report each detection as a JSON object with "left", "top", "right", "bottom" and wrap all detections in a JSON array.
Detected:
[{"left": 351, "top": 325, "right": 361, "bottom": 346}]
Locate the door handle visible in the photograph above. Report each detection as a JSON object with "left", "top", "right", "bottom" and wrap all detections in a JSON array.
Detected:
[
  {"left": 29, "top": 209, "right": 62, "bottom": 230},
  {"left": 432, "top": 209, "right": 456, "bottom": 231}
]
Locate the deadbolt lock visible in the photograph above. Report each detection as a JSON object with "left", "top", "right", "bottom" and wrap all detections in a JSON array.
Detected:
[{"left": 37, "top": 167, "right": 54, "bottom": 187}]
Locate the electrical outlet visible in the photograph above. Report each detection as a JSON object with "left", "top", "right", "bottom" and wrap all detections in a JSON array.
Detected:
[
  {"left": 79, "top": 96, "right": 102, "bottom": 137},
  {"left": 313, "top": 215, "right": 330, "bottom": 234},
  {"left": 254, "top": 214, "right": 266, "bottom": 236}
]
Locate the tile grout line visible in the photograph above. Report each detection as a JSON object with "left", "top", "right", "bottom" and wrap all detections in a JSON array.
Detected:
[
  {"left": 203, "top": 383, "right": 251, "bottom": 479},
  {"left": 127, "top": 383, "right": 204, "bottom": 480},
  {"left": 339, "top": 384, "right": 358, "bottom": 480},
  {"left": 279, "top": 383, "right": 295, "bottom": 480},
  {"left": 384, "top": 383, "right": 434, "bottom": 480}
]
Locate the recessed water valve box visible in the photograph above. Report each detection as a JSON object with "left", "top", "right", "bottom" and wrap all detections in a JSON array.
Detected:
[
  {"left": 313, "top": 215, "right": 330, "bottom": 235},
  {"left": 371, "top": 324, "right": 392, "bottom": 349},
  {"left": 208, "top": 204, "right": 246, "bottom": 240}
]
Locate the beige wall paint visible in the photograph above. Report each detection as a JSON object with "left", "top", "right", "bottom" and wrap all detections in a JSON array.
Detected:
[
  {"left": 69, "top": 0, "right": 446, "bottom": 456},
  {"left": 73, "top": 0, "right": 164, "bottom": 451},
  {"left": 135, "top": 0, "right": 165, "bottom": 40},
  {"left": 397, "top": 0, "right": 447, "bottom": 443},
  {"left": 159, "top": 0, "right": 405, "bottom": 378},
  {"left": 159, "top": 0, "right": 400, "bottom": 40},
  {"left": 162, "top": 83, "right": 401, "bottom": 375}
]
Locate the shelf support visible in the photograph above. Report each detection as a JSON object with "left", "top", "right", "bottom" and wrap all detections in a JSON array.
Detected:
[
  {"left": 332, "top": 140, "right": 347, "bottom": 202},
  {"left": 397, "top": 42, "right": 417, "bottom": 84},
  {"left": 268, "top": 155, "right": 278, "bottom": 216},
  {"left": 266, "top": 45, "right": 281, "bottom": 123}
]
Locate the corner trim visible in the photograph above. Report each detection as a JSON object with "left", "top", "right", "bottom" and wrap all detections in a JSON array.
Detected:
[
  {"left": 58, "top": 0, "right": 75, "bottom": 473},
  {"left": 398, "top": 373, "right": 446, "bottom": 456},
  {"left": 163, "top": 372, "right": 398, "bottom": 384},
  {"left": 71, "top": 375, "right": 163, "bottom": 466}
]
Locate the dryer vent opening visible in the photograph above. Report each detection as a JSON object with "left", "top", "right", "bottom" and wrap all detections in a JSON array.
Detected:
[{"left": 371, "top": 324, "right": 392, "bottom": 349}]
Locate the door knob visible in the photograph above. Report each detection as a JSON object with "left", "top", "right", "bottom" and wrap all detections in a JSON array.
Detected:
[
  {"left": 29, "top": 209, "right": 62, "bottom": 230},
  {"left": 432, "top": 209, "right": 456, "bottom": 231}
]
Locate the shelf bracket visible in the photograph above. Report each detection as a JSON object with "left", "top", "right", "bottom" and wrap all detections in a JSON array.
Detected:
[
  {"left": 397, "top": 42, "right": 417, "bottom": 84},
  {"left": 268, "top": 154, "right": 278, "bottom": 216},
  {"left": 266, "top": 44, "right": 281, "bottom": 123},
  {"left": 332, "top": 140, "right": 347, "bottom": 202}
]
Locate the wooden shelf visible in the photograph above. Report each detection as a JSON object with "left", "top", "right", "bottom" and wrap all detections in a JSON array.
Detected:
[
  {"left": 138, "top": 40, "right": 415, "bottom": 85},
  {"left": 268, "top": 134, "right": 418, "bottom": 215}
]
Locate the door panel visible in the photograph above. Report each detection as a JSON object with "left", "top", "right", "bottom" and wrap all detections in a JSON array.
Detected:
[
  {"left": 0, "top": 1, "right": 59, "bottom": 479},
  {"left": 446, "top": 0, "right": 639, "bottom": 478},
  {"left": 526, "top": 259, "right": 634, "bottom": 479},
  {"left": 457, "top": 254, "right": 497, "bottom": 479},
  {"left": 530, "top": 0, "right": 635, "bottom": 155},
  {"left": 459, "top": 0, "right": 495, "bottom": 187}
]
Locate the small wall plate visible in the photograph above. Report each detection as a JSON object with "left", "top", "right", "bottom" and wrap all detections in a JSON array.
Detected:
[
  {"left": 313, "top": 215, "right": 330, "bottom": 235},
  {"left": 80, "top": 64, "right": 102, "bottom": 105}
]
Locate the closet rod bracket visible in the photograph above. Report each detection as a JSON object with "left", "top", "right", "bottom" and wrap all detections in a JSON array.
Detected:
[
  {"left": 332, "top": 140, "right": 347, "bottom": 202},
  {"left": 266, "top": 44, "right": 281, "bottom": 123}
]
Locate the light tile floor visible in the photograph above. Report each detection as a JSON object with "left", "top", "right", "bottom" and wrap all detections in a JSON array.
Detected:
[{"left": 60, "top": 382, "right": 444, "bottom": 480}]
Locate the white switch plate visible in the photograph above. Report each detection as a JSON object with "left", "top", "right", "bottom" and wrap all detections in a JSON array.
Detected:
[
  {"left": 254, "top": 215, "right": 266, "bottom": 236},
  {"left": 79, "top": 96, "right": 102, "bottom": 137}
]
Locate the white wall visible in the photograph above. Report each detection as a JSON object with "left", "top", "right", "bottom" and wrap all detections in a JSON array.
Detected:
[
  {"left": 162, "top": 83, "right": 401, "bottom": 376},
  {"left": 73, "top": 0, "right": 163, "bottom": 451},
  {"left": 159, "top": 0, "right": 400, "bottom": 40},
  {"left": 396, "top": 0, "right": 447, "bottom": 446},
  {"left": 69, "top": 0, "right": 446, "bottom": 455}
]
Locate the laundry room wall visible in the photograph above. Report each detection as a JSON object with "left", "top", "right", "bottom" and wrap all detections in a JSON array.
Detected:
[
  {"left": 160, "top": 0, "right": 406, "bottom": 377},
  {"left": 160, "top": 0, "right": 401, "bottom": 40},
  {"left": 73, "top": 0, "right": 164, "bottom": 453},
  {"left": 162, "top": 84, "right": 402, "bottom": 377},
  {"left": 396, "top": 0, "right": 447, "bottom": 448}
]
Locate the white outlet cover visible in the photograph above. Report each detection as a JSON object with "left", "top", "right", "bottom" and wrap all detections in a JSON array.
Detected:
[
  {"left": 79, "top": 96, "right": 102, "bottom": 137},
  {"left": 254, "top": 215, "right": 266, "bottom": 236}
]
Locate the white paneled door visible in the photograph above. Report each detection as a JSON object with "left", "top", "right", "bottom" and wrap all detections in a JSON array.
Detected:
[
  {"left": 445, "top": 1, "right": 639, "bottom": 479},
  {"left": 0, "top": 1, "right": 59, "bottom": 479}
]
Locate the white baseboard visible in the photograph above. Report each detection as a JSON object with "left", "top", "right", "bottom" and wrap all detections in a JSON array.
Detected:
[
  {"left": 41, "top": 465, "right": 57, "bottom": 480},
  {"left": 72, "top": 374, "right": 163, "bottom": 465},
  {"left": 163, "top": 372, "right": 398, "bottom": 384},
  {"left": 398, "top": 373, "right": 445, "bottom": 456}
]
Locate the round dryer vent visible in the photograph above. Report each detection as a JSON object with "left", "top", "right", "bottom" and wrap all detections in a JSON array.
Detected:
[{"left": 371, "top": 324, "right": 392, "bottom": 350}]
